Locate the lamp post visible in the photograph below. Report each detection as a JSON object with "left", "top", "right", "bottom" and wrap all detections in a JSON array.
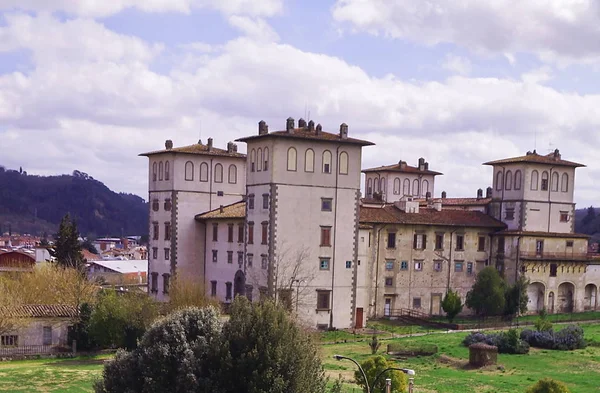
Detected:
[
  {"left": 333, "top": 355, "right": 416, "bottom": 393},
  {"left": 333, "top": 355, "right": 370, "bottom": 393},
  {"left": 292, "top": 278, "right": 303, "bottom": 313}
]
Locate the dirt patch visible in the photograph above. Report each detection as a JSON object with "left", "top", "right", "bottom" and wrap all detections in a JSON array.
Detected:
[{"left": 437, "top": 354, "right": 468, "bottom": 369}]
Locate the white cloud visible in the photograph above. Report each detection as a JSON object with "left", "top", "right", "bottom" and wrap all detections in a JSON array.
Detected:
[
  {"left": 442, "top": 54, "right": 471, "bottom": 75},
  {"left": 332, "top": 0, "right": 600, "bottom": 64},
  {"left": 0, "top": 0, "right": 283, "bottom": 17},
  {"left": 522, "top": 66, "right": 554, "bottom": 84},
  {"left": 228, "top": 16, "right": 279, "bottom": 42}
]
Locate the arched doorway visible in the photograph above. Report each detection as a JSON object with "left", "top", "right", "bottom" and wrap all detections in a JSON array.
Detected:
[
  {"left": 558, "top": 282, "right": 575, "bottom": 313},
  {"left": 585, "top": 284, "right": 597, "bottom": 310},
  {"left": 548, "top": 292, "right": 555, "bottom": 314},
  {"left": 233, "top": 270, "right": 246, "bottom": 298},
  {"left": 527, "top": 282, "right": 545, "bottom": 313}
]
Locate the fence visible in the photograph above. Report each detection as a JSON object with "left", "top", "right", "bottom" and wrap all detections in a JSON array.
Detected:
[{"left": 0, "top": 345, "right": 57, "bottom": 356}]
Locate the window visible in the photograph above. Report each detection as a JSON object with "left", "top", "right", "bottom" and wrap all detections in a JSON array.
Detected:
[
  {"left": 455, "top": 262, "right": 464, "bottom": 272},
  {"left": 185, "top": 161, "right": 194, "bottom": 181},
  {"left": 165, "top": 161, "right": 170, "bottom": 180},
  {"left": 212, "top": 223, "right": 218, "bottom": 242},
  {"left": 413, "top": 297, "right": 421, "bottom": 309},
  {"left": 505, "top": 171, "right": 512, "bottom": 190},
  {"left": 152, "top": 247, "right": 158, "bottom": 259},
  {"left": 560, "top": 211, "right": 569, "bottom": 222},
  {"left": 248, "top": 194, "right": 255, "bottom": 210},
  {"left": 152, "top": 199, "right": 159, "bottom": 211},
  {"left": 250, "top": 149, "right": 256, "bottom": 172},
  {"left": 456, "top": 234, "right": 464, "bottom": 251},
  {"left": 237, "top": 251, "right": 243, "bottom": 265},
  {"left": 497, "top": 237, "right": 505, "bottom": 253},
  {"left": 159, "top": 161, "right": 164, "bottom": 181},
  {"left": 164, "top": 223, "right": 171, "bottom": 241},
  {"left": 257, "top": 148, "right": 263, "bottom": 171},
  {"left": 152, "top": 222, "right": 159, "bottom": 240},
  {"left": 245, "top": 285, "right": 253, "bottom": 302},
  {"left": 226, "top": 282, "right": 232, "bottom": 301},
  {"left": 435, "top": 233, "right": 444, "bottom": 250},
  {"left": 339, "top": 151, "right": 349, "bottom": 174},
  {"left": 317, "top": 291, "right": 330, "bottom": 310},
  {"left": 164, "top": 248, "right": 170, "bottom": 260},
  {"left": 321, "top": 227, "right": 332, "bottom": 247},
  {"left": 151, "top": 272, "right": 158, "bottom": 293},
  {"left": 320, "top": 258, "right": 330, "bottom": 270},
  {"left": 214, "top": 164, "right": 223, "bottom": 183},
  {"left": 387, "top": 232, "right": 396, "bottom": 249},
  {"left": 164, "top": 198, "right": 172, "bottom": 211},
  {"left": 212, "top": 250, "right": 218, "bottom": 263},
  {"left": 321, "top": 198, "right": 333, "bottom": 212},
  {"left": 536, "top": 240, "right": 544, "bottom": 255},
  {"left": 385, "top": 277, "right": 393, "bottom": 287},
  {"left": 227, "top": 251, "right": 233, "bottom": 264},
  {"left": 238, "top": 224, "right": 244, "bottom": 243},
  {"left": 261, "top": 255, "right": 268, "bottom": 270},
  {"left": 566, "top": 240, "right": 574, "bottom": 248},
  {"left": 346, "top": 261, "right": 352, "bottom": 269},
  {"left": 264, "top": 148, "right": 269, "bottom": 171},
  {"left": 305, "top": 149, "right": 315, "bottom": 172},
  {"left": 412, "top": 179, "right": 420, "bottom": 197},
  {"left": 261, "top": 222, "right": 268, "bottom": 244},
  {"left": 287, "top": 147, "right": 297, "bottom": 171},
  {"left": 550, "top": 263, "right": 557, "bottom": 277},
  {"left": 248, "top": 223, "right": 254, "bottom": 244},
  {"left": 505, "top": 208, "right": 515, "bottom": 220},
  {"left": 163, "top": 273, "right": 170, "bottom": 294},
  {"left": 247, "top": 254, "right": 253, "bottom": 267},
  {"left": 323, "top": 150, "right": 332, "bottom": 173},
  {"left": 413, "top": 233, "right": 426, "bottom": 250},
  {"left": 43, "top": 326, "right": 52, "bottom": 346},
  {"left": 394, "top": 178, "right": 401, "bottom": 194},
  {"left": 228, "top": 224, "right": 234, "bottom": 242},
  {"left": 403, "top": 179, "right": 410, "bottom": 196},
  {"left": 414, "top": 261, "right": 423, "bottom": 271},
  {"left": 422, "top": 179, "right": 429, "bottom": 196},
  {"left": 531, "top": 170, "right": 539, "bottom": 190},
  {"left": 262, "top": 194, "right": 269, "bottom": 209},
  {"left": 467, "top": 262, "right": 473, "bottom": 275},
  {"left": 541, "top": 171, "right": 549, "bottom": 191},
  {"left": 561, "top": 173, "right": 569, "bottom": 192},
  {"left": 211, "top": 281, "right": 217, "bottom": 297},
  {"left": 551, "top": 172, "right": 559, "bottom": 192},
  {"left": 367, "top": 178, "right": 373, "bottom": 197},
  {"left": 514, "top": 170, "right": 522, "bottom": 190},
  {"left": 200, "top": 162, "right": 208, "bottom": 182},
  {"left": 152, "top": 162, "right": 157, "bottom": 181},
  {"left": 228, "top": 165, "right": 237, "bottom": 184},
  {"left": 433, "top": 261, "right": 442, "bottom": 272},
  {"left": 478, "top": 236, "right": 485, "bottom": 252},
  {"left": 495, "top": 171, "right": 503, "bottom": 191},
  {"left": 380, "top": 177, "right": 386, "bottom": 194},
  {"left": 400, "top": 261, "right": 408, "bottom": 270},
  {"left": 1, "top": 335, "right": 18, "bottom": 347},
  {"left": 385, "top": 260, "right": 394, "bottom": 270}
]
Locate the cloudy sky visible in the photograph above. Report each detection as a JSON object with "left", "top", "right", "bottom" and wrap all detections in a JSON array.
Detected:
[{"left": 1, "top": 0, "right": 599, "bottom": 206}]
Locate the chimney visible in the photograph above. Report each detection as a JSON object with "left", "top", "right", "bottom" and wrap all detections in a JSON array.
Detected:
[
  {"left": 258, "top": 120, "right": 268, "bottom": 135},
  {"left": 308, "top": 120, "right": 315, "bottom": 131},
  {"left": 418, "top": 158, "right": 425, "bottom": 171},
  {"left": 219, "top": 205, "right": 224, "bottom": 214},
  {"left": 298, "top": 118, "right": 307, "bottom": 128},
  {"left": 486, "top": 187, "right": 492, "bottom": 198},
  {"left": 553, "top": 149, "right": 561, "bottom": 160},
  {"left": 165, "top": 140, "right": 173, "bottom": 150},
  {"left": 233, "top": 144, "right": 238, "bottom": 153},
  {"left": 339, "top": 123, "right": 348, "bottom": 139},
  {"left": 316, "top": 124, "right": 322, "bottom": 135},
  {"left": 198, "top": 139, "right": 202, "bottom": 145},
  {"left": 207, "top": 138, "right": 213, "bottom": 151},
  {"left": 286, "top": 117, "right": 295, "bottom": 132},
  {"left": 227, "top": 142, "right": 234, "bottom": 153},
  {"left": 441, "top": 191, "right": 447, "bottom": 199},
  {"left": 477, "top": 188, "right": 483, "bottom": 199},
  {"left": 424, "top": 162, "right": 429, "bottom": 171},
  {"left": 426, "top": 191, "right": 431, "bottom": 201}
]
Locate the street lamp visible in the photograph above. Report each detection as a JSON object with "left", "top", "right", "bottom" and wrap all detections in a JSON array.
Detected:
[
  {"left": 333, "top": 355, "right": 371, "bottom": 393},
  {"left": 333, "top": 355, "right": 416, "bottom": 393},
  {"left": 292, "top": 278, "right": 304, "bottom": 313}
]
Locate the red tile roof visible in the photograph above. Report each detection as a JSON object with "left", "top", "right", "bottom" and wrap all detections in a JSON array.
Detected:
[
  {"left": 414, "top": 197, "right": 492, "bottom": 206},
  {"left": 195, "top": 201, "right": 246, "bottom": 220},
  {"left": 362, "top": 162, "right": 442, "bottom": 175},
  {"left": 236, "top": 127, "right": 374, "bottom": 146},
  {"left": 1, "top": 304, "right": 78, "bottom": 318},
  {"left": 359, "top": 205, "right": 506, "bottom": 229},
  {"left": 484, "top": 150, "right": 584, "bottom": 168},
  {"left": 140, "top": 142, "right": 246, "bottom": 158}
]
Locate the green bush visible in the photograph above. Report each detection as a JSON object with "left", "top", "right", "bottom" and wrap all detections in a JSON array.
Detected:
[
  {"left": 354, "top": 356, "right": 407, "bottom": 393},
  {"left": 525, "top": 378, "right": 571, "bottom": 393}
]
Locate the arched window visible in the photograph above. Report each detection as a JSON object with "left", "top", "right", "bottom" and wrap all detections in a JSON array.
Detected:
[
  {"left": 422, "top": 180, "right": 429, "bottom": 195},
  {"left": 164, "top": 161, "right": 170, "bottom": 181},
  {"left": 214, "top": 164, "right": 223, "bottom": 183},
  {"left": 403, "top": 179, "right": 410, "bottom": 196},
  {"left": 531, "top": 170, "right": 539, "bottom": 190},
  {"left": 514, "top": 170, "right": 522, "bottom": 190},
  {"left": 505, "top": 171, "right": 512, "bottom": 190},
  {"left": 264, "top": 148, "right": 269, "bottom": 171},
  {"left": 495, "top": 171, "right": 503, "bottom": 191},
  {"left": 541, "top": 171, "right": 549, "bottom": 191},
  {"left": 367, "top": 178, "right": 373, "bottom": 197},
  {"left": 257, "top": 148, "right": 263, "bottom": 172},
  {"left": 551, "top": 172, "right": 559, "bottom": 192},
  {"left": 228, "top": 165, "right": 237, "bottom": 184},
  {"left": 159, "top": 161, "right": 164, "bottom": 181},
  {"left": 413, "top": 179, "right": 420, "bottom": 197},
  {"left": 152, "top": 162, "right": 157, "bottom": 181},
  {"left": 250, "top": 149, "right": 256, "bottom": 172},
  {"left": 185, "top": 161, "right": 194, "bottom": 181},
  {"left": 200, "top": 162, "right": 208, "bottom": 182},
  {"left": 305, "top": 149, "right": 314, "bottom": 172},
  {"left": 380, "top": 177, "right": 386, "bottom": 194},
  {"left": 373, "top": 178, "right": 379, "bottom": 193},
  {"left": 394, "top": 178, "right": 401, "bottom": 194},
  {"left": 339, "top": 151, "right": 349, "bottom": 175},
  {"left": 322, "top": 150, "right": 332, "bottom": 173},
  {"left": 287, "top": 147, "right": 297, "bottom": 171},
  {"left": 561, "top": 173, "right": 569, "bottom": 192}
]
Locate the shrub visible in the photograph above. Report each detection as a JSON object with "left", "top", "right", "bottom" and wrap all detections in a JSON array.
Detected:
[
  {"left": 463, "top": 330, "right": 529, "bottom": 354},
  {"left": 521, "top": 325, "right": 586, "bottom": 351},
  {"left": 369, "top": 335, "right": 381, "bottom": 354},
  {"left": 441, "top": 289, "right": 463, "bottom": 323},
  {"left": 354, "top": 356, "right": 407, "bottom": 393},
  {"left": 534, "top": 309, "right": 553, "bottom": 332},
  {"left": 525, "top": 378, "right": 571, "bottom": 393}
]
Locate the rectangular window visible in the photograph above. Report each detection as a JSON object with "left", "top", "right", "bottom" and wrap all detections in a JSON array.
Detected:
[
  {"left": 345, "top": 261, "right": 352, "bottom": 269},
  {"left": 320, "top": 226, "right": 332, "bottom": 246},
  {"left": 238, "top": 224, "right": 244, "bottom": 243},
  {"left": 455, "top": 262, "right": 464, "bottom": 272},
  {"left": 263, "top": 194, "right": 269, "bottom": 209},
  {"left": 541, "top": 178, "right": 549, "bottom": 191},
  {"left": 385, "top": 260, "right": 394, "bottom": 270},
  {"left": 467, "top": 262, "right": 473, "bottom": 275},
  {"left": 237, "top": 251, "right": 243, "bottom": 265},
  {"left": 43, "top": 326, "right": 52, "bottom": 346},
  {"left": 321, "top": 198, "right": 333, "bottom": 212},
  {"left": 498, "top": 237, "right": 505, "bottom": 254},
  {"left": 164, "top": 198, "right": 172, "bottom": 211},
  {"left": 261, "top": 255, "right": 268, "bottom": 270},
  {"left": 248, "top": 223, "right": 254, "bottom": 244},
  {"left": 413, "top": 297, "right": 421, "bottom": 309},
  {"left": 152, "top": 222, "right": 159, "bottom": 240},
  {"left": 164, "top": 248, "right": 170, "bottom": 260},
  {"left": 248, "top": 195, "right": 255, "bottom": 210},
  {"left": 387, "top": 232, "right": 396, "bottom": 249},
  {"left": 566, "top": 240, "right": 574, "bottom": 248},
  {"left": 536, "top": 240, "right": 544, "bottom": 255},
  {"left": 478, "top": 236, "right": 486, "bottom": 252},
  {"left": 414, "top": 261, "right": 423, "bottom": 271},
  {"left": 433, "top": 261, "right": 442, "bottom": 272},
  {"left": 211, "top": 281, "right": 217, "bottom": 297},
  {"left": 456, "top": 234, "right": 464, "bottom": 251},
  {"left": 560, "top": 212, "right": 569, "bottom": 222},
  {"left": 550, "top": 263, "right": 558, "bottom": 277},
  {"left": 226, "top": 282, "right": 232, "bottom": 301},
  {"left": 152, "top": 199, "right": 159, "bottom": 212},
  {"left": 151, "top": 272, "right": 158, "bottom": 293},
  {"left": 1, "top": 335, "right": 18, "bottom": 346},
  {"left": 164, "top": 223, "right": 171, "bottom": 241},
  {"left": 245, "top": 285, "right": 253, "bottom": 302},
  {"left": 385, "top": 277, "right": 393, "bottom": 287},
  {"left": 505, "top": 208, "right": 515, "bottom": 220},
  {"left": 152, "top": 247, "right": 158, "bottom": 260},
  {"left": 400, "top": 261, "right": 408, "bottom": 270},
  {"left": 261, "top": 222, "right": 268, "bottom": 245},
  {"left": 317, "top": 291, "right": 331, "bottom": 310},
  {"left": 435, "top": 233, "right": 444, "bottom": 250},
  {"left": 227, "top": 251, "right": 233, "bottom": 264},
  {"left": 413, "top": 233, "right": 426, "bottom": 250},
  {"left": 212, "top": 223, "right": 218, "bottom": 242},
  {"left": 319, "top": 258, "right": 330, "bottom": 270},
  {"left": 247, "top": 254, "right": 253, "bottom": 267},
  {"left": 228, "top": 224, "right": 234, "bottom": 243},
  {"left": 212, "top": 250, "right": 218, "bottom": 263},
  {"left": 163, "top": 273, "right": 170, "bottom": 294}
]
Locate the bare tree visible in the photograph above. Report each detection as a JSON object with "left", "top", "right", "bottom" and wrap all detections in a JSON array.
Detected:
[{"left": 0, "top": 277, "right": 23, "bottom": 336}]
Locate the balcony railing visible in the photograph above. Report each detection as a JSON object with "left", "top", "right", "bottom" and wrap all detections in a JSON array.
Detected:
[{"left": 519, "top": 251, "right": 593, "bottom": 261}]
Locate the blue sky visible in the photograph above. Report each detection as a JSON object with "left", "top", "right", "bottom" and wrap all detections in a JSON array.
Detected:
[{"left": 0, "top": 0, "right": 599, "bottom": 207}]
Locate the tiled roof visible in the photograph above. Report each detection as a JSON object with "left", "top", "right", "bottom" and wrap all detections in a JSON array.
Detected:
[
  {"left": 414, "top": 197, "right": 492, "bottom": 206},
  {"left": 89, "top": 259, "right": 148, "bottom": 274},
  {"left": 1, "top": 304, "right": 78, "bottom": 318},
  {"left": 82, "top": 249, "right": 101, "bottom": 261},
  {"left": 498, "top": 230, "right": 590, "bottom": 239},
  {"left": 362, "top": 163, "right": 442, "bottom": 175},
  {"left": 195, "top": 201, "right": 246, "bottom": 220},
  {"left": 359, "top": 205, "right": 506, "bottom": 229},
  {"left": 236, "top": 128, "right": 374, "bottom": 146},
  {"left": 483, "top": 151, "right": 584, "bottom": 168},
  {"left": 140, "top": 142, "right": 246, "bottom": 158}
]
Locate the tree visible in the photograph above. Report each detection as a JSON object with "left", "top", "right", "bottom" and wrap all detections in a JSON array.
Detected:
[
  {"left": 466, "top": 266, "right": 506, "bottom": 317},
  {"left": 94, "top": 307, "right": 223, "bottom": 393},
  {"left": 525, "top": 378, "right": 571, "bottom": 393},
  {"left": 50, "top": 214, "right": 85, "bottom": 269},
  {"left": 354, "top": 356, "right": 407, "bottom": 393},
  {"left": 166, "top": 276, "right": 219, "bottom": 313},
  {"left": 68, "top": 303, "right": 95, "bottom": 351},
  {"left": 504, "top": 275, "right": 529, "bottom": 318},
  {"left": 0, "top": 277, "right": 24, "bottom": 337},
  {"left": 81, "top": 238, "right": 98, "bottom": 254},
  {"left": 441, "top": 289, "right": 464, "bottom": 323}
]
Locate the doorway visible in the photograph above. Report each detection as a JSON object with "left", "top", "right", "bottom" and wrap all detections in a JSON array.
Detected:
[
  {"left": 384, "top": 298, "right": 392, "bottom": 317},
  {"left": 355, "top": 308, "right": 364, "bottom": 329},
  {"left": 431, "top": 294, "right": 442, "bottom": 315}
]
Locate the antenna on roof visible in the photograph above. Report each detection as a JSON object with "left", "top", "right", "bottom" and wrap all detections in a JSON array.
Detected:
[
  {"left": 548, "top": 140, "right": 554, "bottom": 154},
  {"left": 534, "top": 130, "right": 537, "bottom": 151}
]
